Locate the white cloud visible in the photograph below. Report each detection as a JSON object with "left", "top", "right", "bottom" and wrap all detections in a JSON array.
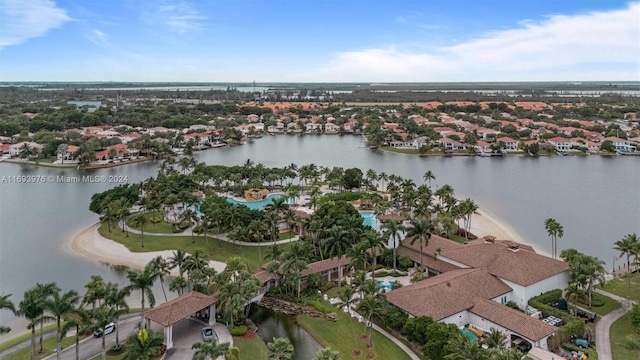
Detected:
[
  {"left": 0, "top": 0, "right": 71, "bottom": 48},
  {"left": 143, "top": 1, "right": 206, "bottom": 34},
  {"left": 88, "top": 29, "right": 108, "bottom": 46},
  {"left": 316, "top": 2, "right": 640, "bottom": 81}
]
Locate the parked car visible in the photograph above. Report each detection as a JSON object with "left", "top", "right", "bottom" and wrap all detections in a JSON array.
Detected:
[
  {"left": 202, "top": 326, "right": 214, "bottom": 341},
  {"left": 94, "top": 322, "right": 116, "bottom": 337}
]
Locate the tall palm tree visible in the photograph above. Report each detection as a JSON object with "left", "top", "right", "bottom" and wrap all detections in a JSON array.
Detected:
[
  {"left": 544, "top": 218, "right": 564, "bottom": 259},
  {"left": 125, "top": 266, "right": 157, "bottom": 328},
  {"left": 267, "top": 337, "right": 295, "bottom": 360},
  {"left": 83, "top": 275, "right": 106, "bottom": 311},
  {"left": 0, "top": 293, "right": 16, "bottom": 334},
  {"left": 169, "top": 249, "right": 189, "bottom": 281},
  {"left": 357, "top": 295, "right": 382, "bottom": 348},
  {"left": 131, "top": 213, "right": 148, "bottom": 248},
  {"left": 565, "top": 283, "right": 587, "bottom": 316},
  {"left": 149, "top": 256, "right": 171, "bottom": 302},
  {"left": 614, "top": 233, "right": 639, "bottom": 277},
  {"left": 122, "top": 328, "right": 164, "bottom": 360},
  {"left": 406, "top": 217, "right": 432, "bottom": 271},
  {"left": 337, "top": 286, "right": 359, "bottom": 350},
  {"left": 35, "top": 282, "right": 60, "bottom": 353},
  {"left": 381, "top": 219, "right": 405, "bottom": 273},
  {"left": 347, "top": 243, "right": 371, "bottom": 274},
  {"left": 45, "top": 288, "right": 81, "bottom": 360},
  {"left": 325, "top": 226, "right": 350, "bottom": 288},
  {"left": 363, "top": 229, "right": 385, "bottom": 280},
  {"left": 481, "top": 328, "right": 507, "bottom": 349},
  {"left": 60, "top": 305, "right": 90, "bottom": 360},
  {"left": 181, "top": 208, "right": 199, "bottom": 244},
  {"left": 104, "top": 283, "right": 130, "bottom": 347},
  {"left": 192, "top": 339, "right": 230, "bottom": 360},
  {"left": 423, "top": 170, "right": 436, "bottom": 188},
  {"left": 19, "top": 288, "right": 47, "bottom": 360},
  {"left": 282, "top": 241, "right": 310, "bottom": 298}
]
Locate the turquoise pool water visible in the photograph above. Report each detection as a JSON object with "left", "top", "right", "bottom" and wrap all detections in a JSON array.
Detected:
[
  {"left": 377, "top": 280, "right": 393, "bottom": 291},
  {"left": 360, "top": 211, "right": 377, "bottom": 228},
  {"left": 226, "top": 194, "right": 285, "bottom": 210},
  {"left": 460, "top": 329, "right": 479, "bottom": 342}
]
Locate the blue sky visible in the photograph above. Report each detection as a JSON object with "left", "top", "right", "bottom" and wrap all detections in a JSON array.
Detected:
[{"left": 0, "top": 0, "right": 638, "bottom": 82}]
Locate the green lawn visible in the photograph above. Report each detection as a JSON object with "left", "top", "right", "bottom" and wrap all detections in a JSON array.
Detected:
[
  {"left": 296, "top": 301, "right": 413, "bottom": 360},
  {"left": 598, "top": 273, "right": 640, "bottom": 301},
  {"left": 0, "top": 323, "right": 62, "bottom": 352},
  {"left": 233, "top": 335, "right": 268, "bottom": 360},
  {"left": 577, "top": 293, "right": 621, "bottom": 316},
  {"left": 610, "top": 312, "right": 640, "bottom": 360},
  {"left": 99, "top": 223, "right": 287, "bottom": 271},
  {"left": 278, "top": 231, "right": 296, "bottom": 240},
  {"left": 3, "top": 335, "right": 76, "bottom": 360},
  {"left": 125, "top": 211, "right": 185, "bottom": 234},
  {"left": 380, "top": 146, "right": 420, "bottom": 155}
]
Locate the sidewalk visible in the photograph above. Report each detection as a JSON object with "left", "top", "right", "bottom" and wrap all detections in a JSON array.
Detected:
[{"left": 593, "top": 288, "right": 637, "bottom": 360}]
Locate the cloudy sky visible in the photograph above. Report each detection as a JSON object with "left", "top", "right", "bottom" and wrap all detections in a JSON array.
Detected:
[{"left": 0, "top": 0, "right": 638, "bottom": 82}]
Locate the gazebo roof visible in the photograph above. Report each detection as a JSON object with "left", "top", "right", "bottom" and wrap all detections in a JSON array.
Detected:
[{"left": 144, "top": 291, "right": 217, "bottom": 326}]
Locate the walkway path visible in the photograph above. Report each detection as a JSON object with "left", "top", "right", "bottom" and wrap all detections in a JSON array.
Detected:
[
  {"left": 369, "top": 321, "right": 421, "bottom": 360},
  {"left": 594, "top": 288, "right": 637, "bottom": 360},
  {"left": 119, "top": 219, "right": 300, "bottom": 246}
]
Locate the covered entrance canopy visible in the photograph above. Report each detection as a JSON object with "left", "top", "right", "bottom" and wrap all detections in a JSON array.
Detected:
[{"left": 144, "top": 291, "right": 218, "bottom": 349}]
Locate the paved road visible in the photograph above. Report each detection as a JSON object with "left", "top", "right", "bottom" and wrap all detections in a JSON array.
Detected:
[{"left": 594, "top": 288, "right": 637, "bottom": 360}]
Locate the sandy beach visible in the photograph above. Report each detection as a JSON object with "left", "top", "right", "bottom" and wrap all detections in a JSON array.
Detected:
[{"left": 66, "top": 223, "right": 226, "bottom": 276}]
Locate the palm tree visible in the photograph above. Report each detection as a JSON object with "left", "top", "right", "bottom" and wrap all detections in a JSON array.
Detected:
[
  {"left": 423, "top": 170, "right": 435, "bottom": 188},
  {"left": 192, "top": 339, "right": 231, "bottom": 360},
  {"left": 381, "top": 219, "right": 405, "bottom": 273},
  {"left": 60, "top": 305, "right": 90, "bottom": 360},
  {"left": 363, "top": 229, "right": 385, "bottom": 280},
  {"left": 544, "top": 218, "right": 564, "bottom": 259},
  {"left": 581, "top": 255, "right": 607, "bottom": 308},
  {"left": 314, "top": 347, "right": 341, "bottom": 360},
  {"left": 169, "top": 249, "right": 189, "bottom": 281},
  {"left": 614, "top": 233, "right": 639, "bottom": 284},
  {"left": 149, "top": 256, "right": 171, "bottom": 302},
  {"left": 44, "top": 288, "right": 81, "bottom": 360},
  {"left": 35, "top": 282, "right": 59, "bottom": 353},
  {"left": 19, "top": 288, "right": 48, "bottom": 360},
  {"left": 125, "top": 266, "right": 157, "bottom": 328},
  {"left": 565, "top": 283, "right": 587, "bottom": 316},
  {"left": 181, "top": 208, "right": 199, "bottom": 244},
  {"left": 83, "top": 275, "right": 106, "bottom": 311},
  {"left": 357, "top": 294, "right": 382, "bottom": 348},
  {"left": 337, "top": 286, "right": 359, "bottom": 350},
  {"left": 267, "top": 337, "right": 295, "bottom": 360},
  {"left": 445, "top": 334, "right": 487, "bottom": 360},
  {"left": 347, "top": 243, "right": 371, "bottom": 274},
  {"left": 131, "top": 213, "right": 148, "bottom": 248},
  {"left": 282, "top": 241, "right": 310, "bottom": 298},
  {"left": 481, "top": 328, "right": 507, "bottom": 349},
  {"left": 104, "top": 283, "right": 130, "bottom": 347},
  {"left": 406, "top": 217, "right": 432, "bottom": 271},
  {"left": 122, "top": 328, "right": 164, "bottom": 360},
  {"left": 325, "top": 226, "right": 350, "bottom": 288},
  {"left": 225, "top": 346, "right": 241, "bottom": 360},
  {"left": 0, "top": 293, "right": 16, "bottom": 334}
]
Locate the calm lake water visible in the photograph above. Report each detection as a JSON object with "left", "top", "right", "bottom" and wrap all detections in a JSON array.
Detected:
[{"left": 1, "top": 134, "right": 638, "bottom": 334}]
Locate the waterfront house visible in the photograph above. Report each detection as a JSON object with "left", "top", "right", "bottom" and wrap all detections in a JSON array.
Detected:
[
  {"left": 547, "top": 137, "right": 572, "bottom": 152},
  {"left": 434, "top": 127, "right": 455, "bottom": 137},
  {"left": 496, "top": 137, "right": 518, "bottom": 150},
  {"left": 324, "top": 122, "right": 340, "bottom": 134},
  {"left": 474, "top": 140, "right": 492, "bottom": 153},
  {"left": 9, "top": 141, "right": 43, "bottom": 156},
  {"left": 439, "top": 138, "right": 466, "bottom": 151},
  {"left": 603, "top": 137, "right": 636, "bottom": 152},
  {"left": 57, "top": 145, "right": 80, "bottom": 161}
]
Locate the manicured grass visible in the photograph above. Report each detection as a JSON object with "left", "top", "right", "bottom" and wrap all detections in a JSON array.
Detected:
[
  {"left": 125, "top": 211, "right": 184, "bottom": 234},
  {"left": 3, "top": 335, "right": 76, "bottom": 360},
  {"left": 99, "top": 223, "right": 287, "bottom": 271},
  {"left": 577, "top": 293, "right": 620, "bottom": 317},
  {"left": 610, "top": 312, "right": 640, "bottom": 360},
  {"left": 278, "top": 231, "right": 296, "bottom": 240},
  {"left": 598, "top": 273, "right": 640, "bottom": 301},
  {"left": 233, "top": 335, "right": 268, "bottom": 360},
  {"left": 0, "top": 322, "right": 63, "bottom": 352},
  {"left": 296, "top": 301, "right": 412, "bottom": 360},
  {"left": 380, "top": 146, "right": 420, "bottom": 155}
]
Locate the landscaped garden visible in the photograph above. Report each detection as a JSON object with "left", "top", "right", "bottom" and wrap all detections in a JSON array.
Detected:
[
  {"left": 610, "top": 312, "right": 640, "bottom": 360},
  {"left": 598, "top": 272, "right": 640, "bottom": 301}
]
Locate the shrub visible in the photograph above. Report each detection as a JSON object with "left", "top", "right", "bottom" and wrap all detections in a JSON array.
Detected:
[
  {"left": 176, "top": 221, "right": 190, "bottom": 230},
  {"left": 321, "top": 282, "right": 336, "bottom": 292},
  {"left": 630, "top": 303, "right": 640, "bottom": 334},
  {"left": 229, "top": 325, "right": 247, "bottom": 336},
  {"left": 397, "top": 255, "right": 413, "bottom": 271},
  {"left": 383, "top": 306, "right": 409, "bottom": 331},
  {"left": 402, "top": 316, "right": 434, "bottom": 344}
]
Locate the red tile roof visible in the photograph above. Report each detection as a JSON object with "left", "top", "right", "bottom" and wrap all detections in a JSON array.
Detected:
[
  {"left": 470, "top": 298, "right": 557, "bottom": 341},
  {"left": 144, "top": 291, "right": 217, "bottom": 326}
]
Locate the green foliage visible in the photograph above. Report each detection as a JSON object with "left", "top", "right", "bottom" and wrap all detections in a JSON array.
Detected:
[
  {"left": 600, "top": 140, "right": 616, "bottom": 152},
  {"left": 401, "top": 316, "right": 434, "bottom": 344},
  {"left": 89, "top": 184, "right": 140, "bottom": 214},
  {"left": 562, "top": 343, "right": 597, "bottom": 359},
  {"left": 630, "top": 304, "right": 640, "bottom": 334},
  {"left": 228, "top": 325, "right": 248, "bottom": 336},
  {"left": 320, "top": 192, "right": 365, "bottom": 203},
  {"left": 382, "top": 306, "right": 408, "bottom": 331},
  {"left": 312, "top": 200, "right": 361, "bottom": 228},
  {"left": 423, "top": 322, "right": 460, "bottom": 360},
  {"left": 342, "top": 168, "right": 363, "bottom": 190}
]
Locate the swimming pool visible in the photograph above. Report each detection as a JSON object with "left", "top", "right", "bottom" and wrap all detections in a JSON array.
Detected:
[
  {"left": 226, "top": 193, "right": 285, "bottom": 210},
  {"left": 359, "top": 211, "right": 377, "bottom": 228},
  {"left": 460, "top": 329, "right": 479, "bottom": 342},
  {"left": 376, "top": 280, "right": 393, "bottom": 291}
]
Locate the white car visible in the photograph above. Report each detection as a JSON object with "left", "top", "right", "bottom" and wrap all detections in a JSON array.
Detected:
[
  {"left": 202, "top": 326, "right": 214, "bottom": 341},
  {"left": 94, "top": 322, "right": 116, "bottom": 337}
]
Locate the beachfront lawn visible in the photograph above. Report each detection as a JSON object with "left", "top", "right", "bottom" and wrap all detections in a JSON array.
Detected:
[
  {"left": 577, "top": 293, "right": 621, "bottom": 316},
  {"left": 610, "top": 312, "right": 640, "bottom": 360},
  {"left": 380, "top": 146, "right": 420, "bottom": 155},
  {"left": 3, "top": 335, "right": 76, "bottom": 360},
  {"left": 99, "top": 223, "right": 285, "bottom": 270},
  {"left": 233, "top": 335, "right": 268, "bottom": 359},
  {"left": 598, "top": 272, "right": 640, "bottom": 301},
  {"left": 125, "top": 211, "right": 184, "bottom": 234},
  {"left": 296, "top": 301, "right": 413, "bottom": 360}
]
